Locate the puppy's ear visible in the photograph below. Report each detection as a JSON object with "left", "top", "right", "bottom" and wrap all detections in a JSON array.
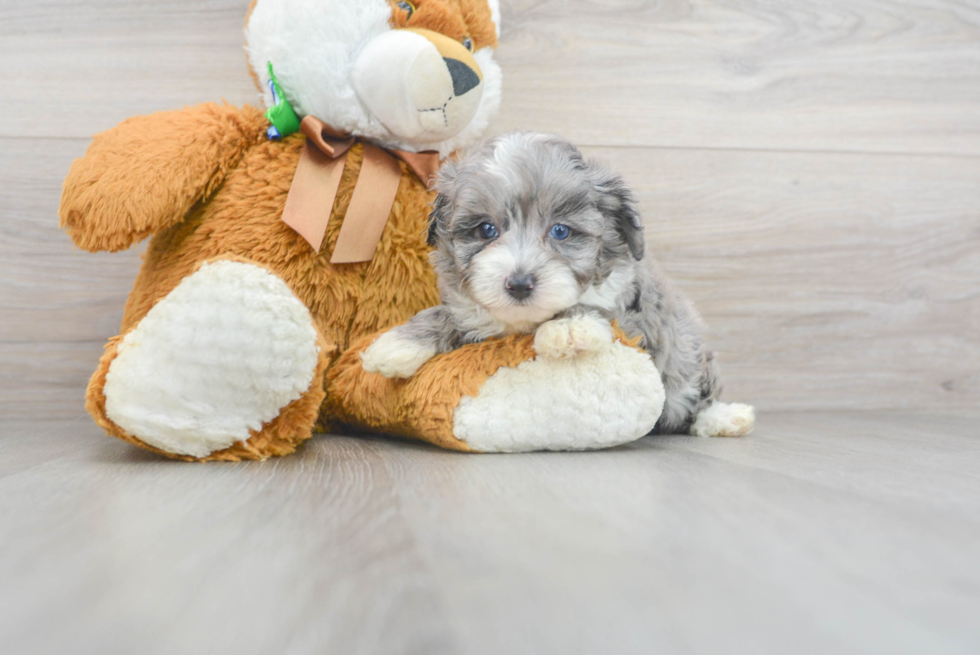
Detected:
[
  {"left": 427, "top": 193, "right": 451, "bottom": 247},
  {"left": 427, "top": 158, "right": 459, "bottom": 247},
  {"left": 589, "top": 163, "right": 645, "bottom": 260}
]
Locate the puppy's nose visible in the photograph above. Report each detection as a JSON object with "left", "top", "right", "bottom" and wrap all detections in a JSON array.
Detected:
[
  {"left": 444, "top": 57, "right": 481, "bottom": 96},
  {"left": 505, "top": 274, "right": 535, "bottom": 300}
]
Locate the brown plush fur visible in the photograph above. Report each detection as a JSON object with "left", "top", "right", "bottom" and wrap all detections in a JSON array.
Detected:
[
  {"left": 389, "top": 0, "right": 498, "bottom": 50},
  {"left": 61, "top": 104, "right": 264, "bottom": 253},
  {"left": 60, "top": 1, "right": 503, "bottom": 461}
]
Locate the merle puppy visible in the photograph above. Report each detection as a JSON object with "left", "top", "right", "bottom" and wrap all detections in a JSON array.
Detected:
[{"left": 361, "top": 132, "right": 754, "bottom": 437}]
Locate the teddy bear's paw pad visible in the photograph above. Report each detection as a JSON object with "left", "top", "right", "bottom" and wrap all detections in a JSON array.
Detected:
[
  {"left": 690, "top": 402, "right": 756, "bottom": 438},
  {"left": 103, "top": 260, "right": 320, "bottom": 457},
  {"left": 361, "top": 329, "right": 437, "bottom": 379},
  {"left": 454, "top": 340, "right": 664, "bottom": 452},
  {"left": 533, "top": 314, "right": 614, "bottom": 360}
]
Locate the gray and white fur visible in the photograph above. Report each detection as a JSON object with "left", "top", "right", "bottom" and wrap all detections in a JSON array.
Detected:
[{"left": 361, "top": 132, "right": 754, "bottom": 436}]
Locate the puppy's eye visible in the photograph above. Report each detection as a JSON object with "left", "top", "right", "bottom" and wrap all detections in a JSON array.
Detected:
[
  {"left": 549, "top": 224, "right": 571, "bottom": 240},
  {"left": 477, "top": 222, "right": 499, "bottom": 239},
  {"left": 396, "top": 1, "right": 415, "bottom": 19},
  {"left": 462, "top": 36, "right": 474, "bottom": 51}
]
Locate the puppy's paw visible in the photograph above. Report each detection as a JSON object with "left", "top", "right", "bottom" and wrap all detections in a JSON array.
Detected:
[
  {"left": 690, "top": 402, "right": 756, "bottom": 437},
  {"left": 533, "top": 314, "right": 614, "bottom": 360},
  {"left": 360, "top": 330, "right": 437, "bottom": 379}
]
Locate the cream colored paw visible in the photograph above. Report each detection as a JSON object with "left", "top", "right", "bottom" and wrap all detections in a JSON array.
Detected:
[
  {"left": 361, "top": 329, "right": 436, "bottom": 379},
  {"left": 690, "top": 402, "right": 756, "bottom": 438},
  {"left": 533, "top": 314, "right": 614, "bottom": 359},
  {"left": 103, "top": 260, "right": 320, "bottom": 458}
]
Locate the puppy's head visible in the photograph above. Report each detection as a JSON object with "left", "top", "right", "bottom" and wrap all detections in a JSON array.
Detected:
[{"left": 428, "top": 132, "right": 645, "bottom": 330}]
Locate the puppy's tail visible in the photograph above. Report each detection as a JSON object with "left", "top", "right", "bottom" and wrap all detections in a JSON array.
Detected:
[{"left": 690, "top": 402, "right": 756, "bottom": 437}]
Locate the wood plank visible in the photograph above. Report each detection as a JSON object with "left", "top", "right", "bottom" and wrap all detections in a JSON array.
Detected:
[
  {"left": 0, "top": 424, "right": 463, "bottom": 655},
  {"left": 0, "top": 1, "right": 258, "bottom": 140},
  {"left": 2, "top": 1, "right": 979, "bottom": 155},
  {"left": 488, "top": 0, "right": 980, "bottom": 154},
  {"left": 0, "top": 341, "right": 100, "bottom": 421},
  {"left": 1, "top": 412, "right": 978, "bottom": 654},
  {"left": 667, "top": 410, "right": 980, "bottom": 518},
  {"left": 382, "top": 412, "right": 980, "bottom": 654},
  {"left": 0, "top": 136, "right": 142, "bottom": 348}
]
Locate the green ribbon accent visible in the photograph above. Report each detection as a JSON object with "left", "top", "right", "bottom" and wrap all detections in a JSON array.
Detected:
[{"left": 264, "top": 62, "right": 300, "bottom": 138}]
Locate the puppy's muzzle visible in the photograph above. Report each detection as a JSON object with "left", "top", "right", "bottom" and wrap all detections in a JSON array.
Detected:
[{"left": 505, "top": 273, "right": 535, "bottom": 301}]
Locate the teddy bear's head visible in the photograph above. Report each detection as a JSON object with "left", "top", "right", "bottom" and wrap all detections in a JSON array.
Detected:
[{"left": 246, "top": 0, "right": 501, "bottom": 157}]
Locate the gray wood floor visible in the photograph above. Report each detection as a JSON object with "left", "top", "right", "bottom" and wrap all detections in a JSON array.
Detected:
[
  {"left": 2, "top": 412, "right": 979, "bottom": 655},
  {"left": 2, "top": 0, "right": 979, "bottom": 653}
]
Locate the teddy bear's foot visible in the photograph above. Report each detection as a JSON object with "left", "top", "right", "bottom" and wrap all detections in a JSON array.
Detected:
[
  {"left": 99, "top": 260, "right": 323, "bottom": 458},
  {"left": 453, "top": 339, "right": 663, "bottom": 452}
]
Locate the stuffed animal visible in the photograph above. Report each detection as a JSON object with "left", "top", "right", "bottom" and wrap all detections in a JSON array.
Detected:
[{"left": 60, "top": 0, "right": 665, "bottom": 461}]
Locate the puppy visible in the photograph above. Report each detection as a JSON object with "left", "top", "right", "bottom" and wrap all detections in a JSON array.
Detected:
[{"left": 361, "top": 132, "right": 754, "bottom": 437}]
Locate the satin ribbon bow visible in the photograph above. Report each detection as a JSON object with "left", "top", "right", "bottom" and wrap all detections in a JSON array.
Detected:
[{"left": 282, "top": 115, "right": 441, "bottom": 263}]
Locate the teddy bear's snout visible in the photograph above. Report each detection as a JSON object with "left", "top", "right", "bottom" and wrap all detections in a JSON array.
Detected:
[{"left": 352, "top": 27, "right": 484, "bottom": 144}]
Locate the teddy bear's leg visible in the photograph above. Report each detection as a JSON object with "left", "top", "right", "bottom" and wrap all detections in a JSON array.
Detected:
[
  {"left": 87, "top": 259, "right": 333, "bottom": 461},
  {"left": 328, "top": 326, "right": 666, "bottom": 453},
  {"left": 450, "top": 336, "right": 665, "bottom": 452}
]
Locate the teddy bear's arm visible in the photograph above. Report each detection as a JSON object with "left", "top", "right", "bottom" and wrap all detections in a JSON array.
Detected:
[
  {"left": 60, "top": 103, "right": 267, "bottom": 252},
  {"left": 327, "top": 324, "right": 666, "bottom": 453}
]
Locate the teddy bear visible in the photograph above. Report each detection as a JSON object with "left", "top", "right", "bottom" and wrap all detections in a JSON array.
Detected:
[{"left": 59, "top": 0, "right": 665, "bottom": 461}]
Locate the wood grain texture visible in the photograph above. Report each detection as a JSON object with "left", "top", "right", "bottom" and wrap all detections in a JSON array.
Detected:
[
  {"left": 488, "top": 0, "right": 980, "bottom": 154},
  {"left": 0, "top": 1, "right": 259, "bottom": 140},
  {"left": 2, "top": 413, "right": 979, "bottom": 654}
]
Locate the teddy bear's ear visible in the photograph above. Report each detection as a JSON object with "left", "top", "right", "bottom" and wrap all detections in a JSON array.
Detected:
[
  {"left": 245, "top": 0, "right": 259, "bottom": 26},
  {"left": 459, "top": 0, "right": 501, "bottom": 46},
  {"left": 588, "top": 163, "right": 645, "bottom": 261}
]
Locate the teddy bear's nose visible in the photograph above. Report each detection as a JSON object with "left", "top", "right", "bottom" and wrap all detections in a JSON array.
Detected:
[{"left": 443, "top": 58, "right": 480, "bottom": 97}]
